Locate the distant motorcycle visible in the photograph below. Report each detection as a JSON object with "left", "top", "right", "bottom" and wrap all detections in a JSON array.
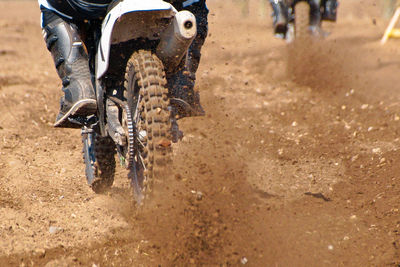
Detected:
[
  {"left": 78, "top": 0, "right": 197, "bottom": 204},
  {"left": 273, "top": 0, "right": 338, "bottom": 41}
]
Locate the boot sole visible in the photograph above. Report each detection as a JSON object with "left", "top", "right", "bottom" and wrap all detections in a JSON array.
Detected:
[
  {"left": 54, "top": 99, "right": 97, "bottom": 128},
  {"left": 275, "top": 23, "right": 288, "bottom": 35},
  {"left": 170, "top": 98, "right": 205, "bottom": 118}
]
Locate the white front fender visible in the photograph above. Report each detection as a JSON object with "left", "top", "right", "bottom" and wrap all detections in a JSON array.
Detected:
[{"left": 96, "top": 0, "right": 176, "bottom": 79}]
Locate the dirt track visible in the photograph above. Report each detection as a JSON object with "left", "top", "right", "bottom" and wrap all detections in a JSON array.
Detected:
[{"left": 1, "top": 0, "right": 400, "bottom": 266}]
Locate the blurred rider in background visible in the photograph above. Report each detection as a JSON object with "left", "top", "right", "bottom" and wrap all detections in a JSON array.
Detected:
[
  {"left": 269, "top": 0, "right": 288, "bottom": 35},
  {"left": 37, "top": 0, "right": 208, "bottom": 128},
  {"left": 268, "top": 0, "right": 338, "bottom": 37}
]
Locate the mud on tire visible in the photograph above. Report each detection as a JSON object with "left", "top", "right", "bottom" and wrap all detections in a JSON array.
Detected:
[{"left": 124, "top": 50, "right": 172, "bottom": 204}]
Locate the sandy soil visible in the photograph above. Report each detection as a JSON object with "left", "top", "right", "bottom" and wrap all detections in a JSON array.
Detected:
[{"left": 1, "top": 0, "right": 400, "bottom": 266}]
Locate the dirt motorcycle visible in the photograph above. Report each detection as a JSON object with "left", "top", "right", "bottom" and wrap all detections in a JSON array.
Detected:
[
  {"left": 282, "top": 0, "right": 338, "bottom": 41},
  {"left": 78, "top": 0, "right": 197, "bottom": 204}
]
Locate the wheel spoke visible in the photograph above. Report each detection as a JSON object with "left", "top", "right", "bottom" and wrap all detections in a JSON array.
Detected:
[
  {"left": 134, "top": 95, "right": 141, "bottom": 124},
  {"left": 138, "top": 152, "right": 147, "bottom": 170},
  {"left": 136, "top": 135, "right": 145, "bottom": 148}
]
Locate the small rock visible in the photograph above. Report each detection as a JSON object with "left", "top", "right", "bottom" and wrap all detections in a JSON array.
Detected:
[
  {"left": 372, "top": 148, "right": 381, "bottom": 154},
  {"left": 346, "top": 89, "right": 355, "bottom": 96},
  {"left": 328, "top": 245, "right": 334, "bottom": 250},
  {"left": 196, "top": 191, "right": 203, "bottom": 201},
  {"left": 350, "top": 215, "right": 357, "bottom": 221},
  {"left": 241, "top": 257, "right": 248, "bottom": 265},
  {"left": 361, "top": 104, "right": 369, "bottom": 110},
  {"left": 49, "top": 226, "right": 62, "bottom": 234},
  {"left": 291, "top": 121, "right": 298, "bottom": 127},
  {"left": 191, "top": 190, "right": 203, "bottom": 200},
  {"left": 33, "top": 248, "right": 46, "bottom": 258},
  {"left": 343, "top": 236, "right": 350, "bottom": 241}
]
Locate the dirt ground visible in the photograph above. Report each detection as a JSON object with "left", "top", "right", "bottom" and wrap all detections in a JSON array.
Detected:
[{"left": 1, "top": 0, "right": 400, "bottom": 266}]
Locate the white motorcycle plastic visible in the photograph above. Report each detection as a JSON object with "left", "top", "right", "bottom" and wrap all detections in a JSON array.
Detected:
[{"left": 80, "top": 0, "right": 197, "bottom": 204}]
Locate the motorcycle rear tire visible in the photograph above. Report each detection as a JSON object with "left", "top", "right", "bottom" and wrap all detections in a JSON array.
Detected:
[
  {"left": 124, "top": 50, "right": 172, "bottom": 205},
  {"left": 294, "top": 1, "right": 310, "bottom": 40}
]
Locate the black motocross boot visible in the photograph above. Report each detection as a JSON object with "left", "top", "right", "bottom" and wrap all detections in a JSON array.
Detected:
[
  {"left": 168, "top": 1, "right": 207, "bottom": 120},
  {"left": 43, "top": 17, "right": 97, "bottom": 128},
  {"left": 270, "top": 0, "right": 288, "bottom": 35},
  {"left": 168, "top": 68, "right": 205, "bottom": 119},
  {"left": 309, "top": 0, "right": 328, "bottom": 37},
  {"left": 321, "top": 0, "right": 338, "bottom": 21},
  {"left": 168, "top": 68, "right": 202, "bottom": 142}
]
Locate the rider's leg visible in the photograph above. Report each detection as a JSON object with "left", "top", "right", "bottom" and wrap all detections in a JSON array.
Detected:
[
  {"left": 41, "top": 8, "right": 96, "bottom": 128},
  {"left": 185, "top": 1, "right": 208, "bottom": 80},
  {"left": 309, "top": 0, "right": 323, "bottom": 34},
  {"left": 321, "top": 0, "right": 338, "bottom": 21},
  {"left": 269, "top": 0, "right": 288, "bottom": 34},
  {"left": 168, "top": 0, "right": 208, "bottom": 119}
]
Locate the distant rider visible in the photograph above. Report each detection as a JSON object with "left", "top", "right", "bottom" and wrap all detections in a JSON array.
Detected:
[
  {"left": 37, "top": 0, "right": 208, "bottom": 128},
  {"left": 268, "top": 0, "right": 338, "bottom": 37},
  {"left": 269, "top": 0, "right": 288, "bottom": 35}
]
